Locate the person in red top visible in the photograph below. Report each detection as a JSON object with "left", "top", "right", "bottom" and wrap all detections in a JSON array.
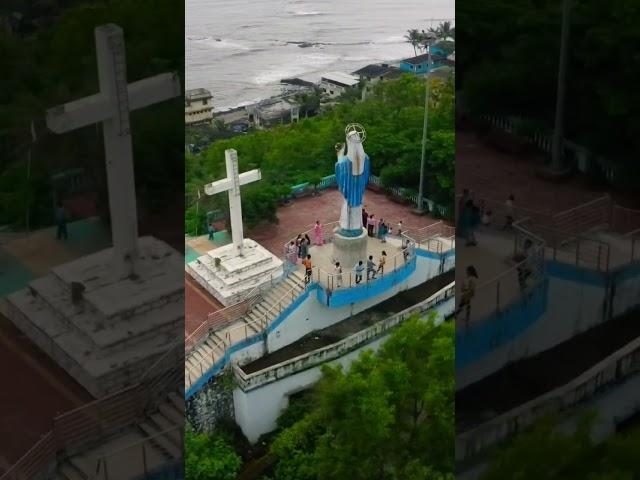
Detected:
[{"left": 302, "top": 255, "right": 313, "bottom": 284}]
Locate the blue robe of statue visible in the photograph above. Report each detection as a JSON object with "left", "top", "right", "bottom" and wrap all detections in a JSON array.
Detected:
[{"left": 335, "top": 155, "right": 370, "bottom": 207}]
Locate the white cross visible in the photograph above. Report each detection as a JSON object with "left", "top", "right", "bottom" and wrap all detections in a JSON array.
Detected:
[
  {"left": 204, "top": 149, "right": 261, "bottom": 256},
  {"left": 45, "top": 24, "right": 181, "bottom": 278}
]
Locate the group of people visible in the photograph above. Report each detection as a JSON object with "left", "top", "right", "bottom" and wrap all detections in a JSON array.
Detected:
[
  {"left": 457, "top": 189, "right": 516, "bottom": 246},
  {"left": 333, "top": 249, "right": 388, "bottom": 288},
  {"left": 362, "top": 206, "right": 402, "bottom": 243}
]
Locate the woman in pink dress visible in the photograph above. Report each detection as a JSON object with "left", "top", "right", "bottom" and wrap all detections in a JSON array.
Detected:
[{"left": 313, "top": 220, "right": 324, "bottom": 246}]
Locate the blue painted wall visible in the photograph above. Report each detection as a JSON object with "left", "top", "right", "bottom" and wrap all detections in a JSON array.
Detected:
[{"left": 456, "top": 279, "right": 548, "bottom": 370}]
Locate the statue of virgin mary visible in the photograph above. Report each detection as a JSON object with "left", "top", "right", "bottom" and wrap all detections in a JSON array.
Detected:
[{"left": 335, "top": 123, "right": 370, "bottom": 237}]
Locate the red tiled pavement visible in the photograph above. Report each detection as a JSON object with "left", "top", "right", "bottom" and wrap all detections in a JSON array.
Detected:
[
  {"left": 185, "top": 274, "right": 224, "bottom": 338},
  {"left": 0, "top": 315, "right": 92, "bottom": 474},
  {"left": 184, "top": 187, "right": 440, "bottom": 338},
  {"left": 248, "top": 188, "right": 440, "bottom": 255},
  {"left": 456, "top": 131, "right": 604, "bottom": 214}
]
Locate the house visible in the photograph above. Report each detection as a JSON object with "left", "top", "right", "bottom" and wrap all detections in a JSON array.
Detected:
[
  {"left": 280, "top": 77, "right": 316, "bottom": 94},
  {"left": 185, "top": 88, "right": 214, "bottom": 126},
  {"left": 247, "top": 96, "right": 301, "bottom": 128},
  {"left": 352, "top": 63, "right": 401, "bottom": 83},
  {"left": 399, "top": 52, "right": 446, "bottom": 75},
  {"left": 319, "top": 72, "right": 360, "bottom": 98}
]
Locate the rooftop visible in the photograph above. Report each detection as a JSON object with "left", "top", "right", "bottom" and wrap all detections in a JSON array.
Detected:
[
  {"left": 186, "top": 88, "right": 212, "bottom": 101},
  {"left": 352, "top": 63, "right": 395, "bottom": 78},
  {"left": 401, "top": 53, "right": 446, "bottom": 65},
  {"left": 320, "top": 72, "right": 359, "bottom": 87}
]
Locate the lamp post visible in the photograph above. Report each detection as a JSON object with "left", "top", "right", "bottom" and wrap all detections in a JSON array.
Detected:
[
  {"left": 417, "top": 32, "right": 437, "bottom": 214},
  {"left": 550, "top": 0, "right": 571, "bottom": 173}
]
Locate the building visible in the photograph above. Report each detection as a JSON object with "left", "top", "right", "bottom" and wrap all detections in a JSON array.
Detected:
[
  {"left": 352, "top": 63, "right": 402, "bottom": 84},
  {"left": 246, "top": 96, "right": 301, "bottom": 128},
  {"left": 319, "top": 72, "right": 360, "bottom": 98},
  {"left": 185, "top": 88, "right": 214, "bottom": 126},
  {"left": 399, "top": 52, "right": 446, "bottom": 74}
]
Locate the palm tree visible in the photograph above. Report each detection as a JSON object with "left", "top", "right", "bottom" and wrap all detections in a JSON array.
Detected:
[
  {"left": 404, "top": 28, "right": 420, "bottom": 57},
  {"left": 427, "top": 21, "right": 454, "bottom": 41}
]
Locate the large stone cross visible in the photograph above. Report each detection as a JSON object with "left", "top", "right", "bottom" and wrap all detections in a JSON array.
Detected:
[
  {"left": 45, "top": 24, "right": 181, "bottom": 278},
  {"left": 204, "top": 149, "right": 261, "bottom": 256}
]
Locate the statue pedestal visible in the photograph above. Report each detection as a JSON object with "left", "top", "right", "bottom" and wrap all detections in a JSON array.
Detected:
[{"left": 332, "top": 228, "right": 368, "bottom": 271}]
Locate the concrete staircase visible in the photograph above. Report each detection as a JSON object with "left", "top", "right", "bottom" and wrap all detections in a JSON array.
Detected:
[
  {"left": 55, "top": 391, "right": 184, "bottom": 480},
  {"left": 185, "top": 271, "right": 307, "bottom": 389}
]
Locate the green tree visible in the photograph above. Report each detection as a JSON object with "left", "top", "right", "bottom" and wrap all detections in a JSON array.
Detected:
[
  {"left": 270, "top": 315, "right": 454, "bottom": 480},
  {"left": 185, "top": 427, "right": 242, "bottom": 480}
]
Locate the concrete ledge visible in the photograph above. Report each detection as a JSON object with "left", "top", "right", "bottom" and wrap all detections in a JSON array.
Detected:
[
  {"left": 456, "top": 335, "right": 640, "bottom": 463},
  {"left": 235, "top": 283, "right": 455, "bottom": 392}
]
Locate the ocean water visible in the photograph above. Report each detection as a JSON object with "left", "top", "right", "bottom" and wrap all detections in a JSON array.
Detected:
[{"left": 186, "top": 0, "right": 454, "bottom": 111}]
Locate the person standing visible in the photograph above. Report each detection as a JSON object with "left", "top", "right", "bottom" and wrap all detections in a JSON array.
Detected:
[
  {"left": 367, "top": 214, "right": 376, "bottom": 237},
  {"left": 334, "top": 261, "right": 343, "bottom": 288},
  {"left": 503, "top": 194, "right": 515, "bottom": 230},
  {"left": 367, "top": 255, "right": 377, "bottom": 280},
  {"left": 295, "top": 234, "right": 303, "bottom": 261},
  {"left": 361, "top": 206, "right": 369, "bottom": 229},
  {"left": 377, "top": 218, "right": 385, "bottom": 241},
  {"left": 397, "top": 220, "right": 403, "bottom": 236},
  {"left": 287, "top": 241, "right": 297, "bottom": 266},
  {"left": 55, "top": 200, "right": 68, "bottom": 240},
  {"left": 299, "top": 236, "right": 309, "bottom": 260},
  {"left": 456, "top": 265, "right": 479, "bottom": 327},
  {"left": 313, "top": 220, "right": 324, "bottom": 246},
  {"left": 207, "top": 223, "right": 215, "bottom": 241},
  {"left": 377, "top": 250, "right": 387, "bottom": 275},
  {"left": 354, "top": 260, "right": 365, "bottom": 284},
  {"left": 302, "top": 254, "right": 313, "bottom": 284}
]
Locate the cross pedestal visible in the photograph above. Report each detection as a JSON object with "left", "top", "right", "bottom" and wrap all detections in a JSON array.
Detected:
[
  {"left": 187, "top": 149, "right": 283, "bottom": 306},
  {"left": 3, "top": 24, "right": 184, "bottom": 398}
]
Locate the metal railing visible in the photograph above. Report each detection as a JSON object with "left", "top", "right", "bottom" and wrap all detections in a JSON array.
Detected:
[
  {"left": 185, "top": 300, "right": 250, "bottom": 353},
  {"left": 612, "top": 205, "right": 640, "bottom": 235},
  {"left": 552, "top": 195, "right": 611, "bottom": 235},
  {"left": 458, "top": 222, "right": 546, "bottom": 326},
  {"left": 88, "top": 426, "right": 183, "bottom": 480},
  {"left": 185, "top": 234, "right": 437, "bottom": 389},
  {"left": 1, "top": 343, "right": 183, "bottom": 480}
]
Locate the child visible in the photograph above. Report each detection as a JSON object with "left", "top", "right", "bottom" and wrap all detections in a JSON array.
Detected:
[
  {"left": 366, "top": 255, "right": 377, "bottom": 280},
  {"left": 334, "top": 261, "right": 343, "bottom": 288},
  {"left": 354, "top": 260, "right": 365, "bottom": 284},
  {"left": 302, "top": 254, "right": 313, "bottom": 284}
]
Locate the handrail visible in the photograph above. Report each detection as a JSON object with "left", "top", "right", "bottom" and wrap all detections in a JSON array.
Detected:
[
  {"left": 552, "top": 194, "right": 611, "bottom": 221},
  {"left": 185, "top": 236, "right": 442, "bottom": 389}
]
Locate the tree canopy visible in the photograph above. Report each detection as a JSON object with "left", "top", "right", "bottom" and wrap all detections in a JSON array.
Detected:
[
  {"left": 457, "top": 0, "right": 640, "bottom": 186},
  {"left": 482, "top": 414, "right": 640, "bottom": 479},
  {"left": 185, "top": 74, "right": 454, "bottom": 235},
  {"left": 185, "top": 427, "right": 242, "bottom": 480},
  {"left": 0, "top": 0, "right": 183, "bottom": 229},
  {"left": 267, "top": 316, "right": 454, "bottom": 480}
]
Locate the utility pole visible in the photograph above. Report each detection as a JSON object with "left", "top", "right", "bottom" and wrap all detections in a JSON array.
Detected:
[
  {"left": 417, "top": 38, "right": 434, "bottom": 213},
  {"left": 551, "top": 0, "right": 571, "bottom": 172}
]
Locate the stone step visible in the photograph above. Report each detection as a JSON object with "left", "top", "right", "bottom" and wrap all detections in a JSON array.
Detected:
[
  {"left": 150, "top": 413, "right": 181, "bottom": 446},
  {"left": 139, "top": 418, "right": 181, "bottom": 459},
  {"left": 158, "top": 402, "right": 183, "bottom": 426}
]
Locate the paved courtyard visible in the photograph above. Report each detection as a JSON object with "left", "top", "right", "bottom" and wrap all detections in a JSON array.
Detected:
[{"left": 184, "top": 187, "right": 444, "bottom": 337}]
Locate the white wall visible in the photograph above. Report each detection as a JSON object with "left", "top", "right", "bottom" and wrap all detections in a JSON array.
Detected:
[
  {"left": 267, "top": 255, "right": 444, "bottom": 352},
  {"left": 234, "top": 296, "right": 454, "bottom": 443},
  {"left": 457, "top": 275, "right": 608, "bottom": 390}
]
